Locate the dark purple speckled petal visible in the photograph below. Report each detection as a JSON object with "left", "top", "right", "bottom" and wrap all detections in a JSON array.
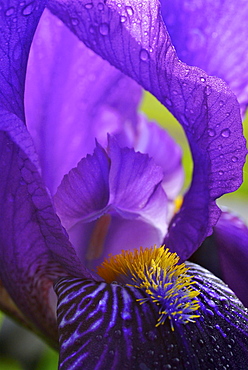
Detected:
[
  {"left": 55, "top": 263, "right": 248, "bottom": 369},
  {"left": 47, "top": 0, "right": 246, "bottom": 260},
  {"left": 160, "top": 0, "right": 248, "bottom": 115}
]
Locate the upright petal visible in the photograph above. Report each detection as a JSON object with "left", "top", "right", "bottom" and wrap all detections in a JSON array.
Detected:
[
  {"left": 54, "top": 142, "right": 111, "bottom": 229},
  {"left": 25, "top": 9, "right": 142, "bottom": 194},
  {"left": 47, "top": 0, "right": 246, "bottom": 259},
  {"left": 160, "top": 0, "right": 248, "bottom": 115}
]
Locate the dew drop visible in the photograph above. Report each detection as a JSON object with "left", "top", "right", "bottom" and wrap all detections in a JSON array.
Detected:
[
  {"left": 5, "top": 7, "right": 14, "bottom": 16},
  {"left": 200, "top": 77, "right": 206, "bottom": 82},
  {"left": 231, "top": 156, "right": 238, "bottom": 163},
  {"left": 146, "top": 330, "right": 158, "bottom": 341},
  {"left": 22, "top": 2, "right": 35, "bottom": 16},
  {"left": 218, "top": 170, "right": 224, "bottom": 176},
  {"left": 221, "top": 128, "right": 230, "bottom": 138},
  {"left": 139, "top": 49, "right": 149, "bottom": 61},
  {"left": 71, "top": 18, "right": 79, "bottom": 26},
  {"left": 219, "top": 100, "right": 224, "bottom": 107},
  {"left": 84, "top": 2, "right": 93, "bottom": 9},
  {"left": 120, "top": 15, "right": 127, "bottom": 23},
  {"left": 205, "top": 85, "right": 212, "bottom": 96},
  {"left": 165, "top": 97, "right": 172, "bottom": 106},
  {"left": 208, "top": 128, "right": 216, "bottom": 137},
  {"left": 99, "top": 23, "right": 109, "bottom": 35},
  {"left": 126, "top": 6, "right": 134, "bottom": 15},
  {"left": 97, "top": 2, "right": 104, "bottom": 10}
]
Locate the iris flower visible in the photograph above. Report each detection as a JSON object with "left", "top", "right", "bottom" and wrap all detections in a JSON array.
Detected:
[{"left": 0, "top": 0, "right": 248, "bottom": 369}]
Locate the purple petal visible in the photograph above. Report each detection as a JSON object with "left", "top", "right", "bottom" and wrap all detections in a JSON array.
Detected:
[
  {"left": 47, "top": 0, "right": 246, "bottom": 260},
  {"left": 160, "top": 0, "right": 248, "bottom": 115},
  {"left": 54, "top": 142, "right": 110, "bottom": 229},
  {"left": 0, "top": 131, "right": 95, "bottom": 344},
  {"left": 25, "top": 9, "right": 142, "bottom": 194},
  {"left": 54, "top": 265, "right": 248, "bottom": 369},
  {"left": 115, "top": 114, "right": 184, "bottom": 199},
  {"left": 214, "top": 212, "right": 248, "bottom": 307},
  {"left": 108, "top": 137, "right": 165, "bottom": 214}
]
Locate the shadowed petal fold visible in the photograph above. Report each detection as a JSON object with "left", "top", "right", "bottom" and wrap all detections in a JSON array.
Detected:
[
  {"left": 55, "top": 263, "right": 248, "bottom": 369},
  {"left": 214, "top": 212, "right": 248, "bottom": 307},
  {"left": 160, "top": 0, "right": 248, "bottom": 115},
  {"left": 47, "top": 0, "right": 247, "bottom": 260}
]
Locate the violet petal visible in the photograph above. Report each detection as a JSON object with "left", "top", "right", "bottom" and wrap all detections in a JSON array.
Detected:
[
  {"left": 54, "top": 142, "right": 110, "bottom": 229},
  {"left": 55, "top": 263, "right": 248, "bottom": 369},
  {"left": 214, "top": 212, "right": 248, "bottom": 307},
  {"left": 25, "top": 9, "right": 142, "bottom": 194},
  {"left": 47, "top": 0, "right": 246, "bottom": 259},
  {"left": 160, "top": 0, "right": 248, "bottom": 115}
]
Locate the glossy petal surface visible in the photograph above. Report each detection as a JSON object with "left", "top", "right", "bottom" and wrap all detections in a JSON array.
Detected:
[
  {"left": 55, "top": 263, "right": 248, "bottom": 369},
  {"left": 160, "top": 0, "right": 248, "bottom": 115},
  {"left": 48, "top": 0, "right": 246, "bottom": 259}
]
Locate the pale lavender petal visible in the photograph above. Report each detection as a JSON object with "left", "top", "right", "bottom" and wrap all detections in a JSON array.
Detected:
[
  {"left": 160, "top": 0, "right": 248, "bottom": 115},
  {"left": 115, "top": 114, "right": 184, "bottom": 199},
  {"left": 54, "top": 142, "right": 110, "bottom": 229},
  {"left": 25, "top": 9, "right": 142, "bottom": 194},
  {"left": 108, "top": 137, "right": 165, "bottom": 213},
  {"left": 48, "top": 0, "right": 246, "bottom": 259},
  {"left": 214, "top": 212, "right": 248, "bottom": 307},
  {"left": 69, "top": 215, "right": 164, "bottom": 271}
]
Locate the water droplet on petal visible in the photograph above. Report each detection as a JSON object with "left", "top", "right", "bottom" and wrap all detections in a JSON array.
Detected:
[
  {"left": 221, "top": 128, "right": 230, "bottom": 138},
  {"left": 231, "top": 156, "right": 238, "bottom": 162},
  {"left": 218, "top": 170, "right": 224, "bottom": 176},
  {"left": 165, "top": 97, "right": 172, "bottom": 106},
  {"left": 97, "top": 2, "right": 104, "bottom": 10},
  {"left": 84, "top": 2, "right": 93, "bottom": 9},
  {"left": 125, "top": 6, "right": 134, "bottom": 16},
  {"left": 22, "top": 2, "right": 35, "bottom": 16},
  {"left": 139, "top": 49, "right": 149, "bottom": 61},
  {"left": 200, "top": 77, "right": 206, "bottom": 82},
  {"left": 205, "top": 85, "right": 212, "bottom": 96},
  {"left": 99, "top": 23, "right": 109, "bottom": 35},
  {"left": 219, "top": 100, "right": 224, "bottom": 107},
  {"left": 120, "top": 15, "right": 127, "bottom": 23},
  {"left": 208, "top": 128, "right": 216, "bottom": 137},
  {"left": 5, "top": 7, "right": 14, "bottom": 16},
  {"left": 71, "top": 18, "right": 79, "bottom": 26}
]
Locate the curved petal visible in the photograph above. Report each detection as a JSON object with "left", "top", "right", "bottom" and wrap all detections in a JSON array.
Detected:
[
  {"left": 0, "top": 132, "right": 95, "bottom": 345},
  {"left": 0, "top": 1, "right": 95, "bottom": 341},
  {"left": 25, "top": 9, "right": 142, "bottom": 194},
  {"left": 54, "top": 142, "right": 110, "bottom": 229},
  {"left": 214, "top": 212, "right": 248, "bottom": 307},
  {"left": 108, "top": 137, "right": 165, "bottom": 215},
  {"left": 47, "top": 0, "right": 246, "bottom": 260},
  {"left": 115, "top": 114, "right": 184, "bottom": 199},
  {"left": 160, "top": 0, "right": 248, "bottom": 115},
  {"left": 54, "top": 263, "right": 248, "bottom": 369}
]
